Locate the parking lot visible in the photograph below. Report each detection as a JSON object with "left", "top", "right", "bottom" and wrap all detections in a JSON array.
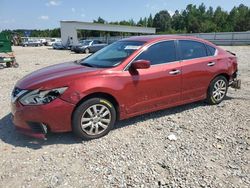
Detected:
[{"left": 0, "top": 46, "right": 249, "bottom": 187}]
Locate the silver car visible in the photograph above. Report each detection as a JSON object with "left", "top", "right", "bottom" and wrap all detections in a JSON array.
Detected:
[
  {"left": 72, "top": 40, "right": 108, "bottom": 54},
  {"left": 22, "top": 40, "right": 42, "bottom": 47},
  {"left": 52, "top": 41, "right": 65, "bottom": 50}
]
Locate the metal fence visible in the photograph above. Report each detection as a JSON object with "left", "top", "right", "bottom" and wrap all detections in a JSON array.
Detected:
[
  {"left": 177, "top": 31, "right": 250, "bottom": 45},
  {"left": 86, "top": 31, "right": 250, "bottom": 45},
  {"left": 18, "top": 31, "right": 250, "bottom": 46}
]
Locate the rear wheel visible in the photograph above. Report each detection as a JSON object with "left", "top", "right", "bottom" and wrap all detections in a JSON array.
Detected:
[
  {"left": 206, "top": 76, "right": 228, "bottom": 105},
  {"left": 72, "top": 98, "right": 116, "bottom": 140}
]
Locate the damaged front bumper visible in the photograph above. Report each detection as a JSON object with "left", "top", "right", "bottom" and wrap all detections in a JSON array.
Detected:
[{"left": 11, "top": 98, "right": 75, "bottom": 140}]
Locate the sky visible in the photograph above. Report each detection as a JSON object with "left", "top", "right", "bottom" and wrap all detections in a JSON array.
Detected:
[{"left": 0, "top": 0, "right": 249, "bottom": 30}]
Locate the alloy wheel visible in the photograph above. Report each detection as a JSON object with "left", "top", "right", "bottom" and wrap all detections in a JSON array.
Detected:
[
  {"left": 212, "top": 79, "right": 227, "bottom": 102},
  {"left": 80, "top": 104, "right": 111, "bottom": 136}
]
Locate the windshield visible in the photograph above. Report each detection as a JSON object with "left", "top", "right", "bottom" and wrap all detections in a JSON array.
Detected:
[
  {"left": 79, "top": 40, "right": 92, "bottom": 45},
  {"left": 80, "top": 40, "right": 145, "bottom": 68}
]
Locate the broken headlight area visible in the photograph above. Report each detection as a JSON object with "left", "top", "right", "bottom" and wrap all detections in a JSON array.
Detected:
[{"left": 19, "top": 87, "right": 68, "bottom": 105}]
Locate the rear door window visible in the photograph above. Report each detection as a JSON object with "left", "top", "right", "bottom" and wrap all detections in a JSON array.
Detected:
[{"left": 179, "top": 40, "right": 208, "bottom": 60}]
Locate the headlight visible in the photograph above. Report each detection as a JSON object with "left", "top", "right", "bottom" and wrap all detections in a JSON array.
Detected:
[{"left": 19, "top": 87, "right": 68, "bottom": 105}]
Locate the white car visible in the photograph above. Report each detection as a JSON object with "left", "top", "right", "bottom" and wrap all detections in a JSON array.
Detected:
[
  {"left": 47, "top": 38, "right": 61, "bottom": 46},
  {"left": 39, "top": 39, "right": 47, "bottom": 46}
]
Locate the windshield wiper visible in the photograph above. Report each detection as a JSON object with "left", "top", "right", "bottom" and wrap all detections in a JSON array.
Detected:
[
  {"left": 74, "top": 60, "right": 80, "bottom": 64},
  {"left": 81, "top": 62, "right": 96, "bottom": 67},
  {"left": 74, "top": 59, "right": 85, "bottom": 64}
]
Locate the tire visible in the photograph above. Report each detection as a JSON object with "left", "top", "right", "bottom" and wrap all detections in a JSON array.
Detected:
[
  {"left": 84, "top": 48, "right": 90, "bottom": 54},
  {"left": 13, "top": 63, "right": 19, "bottom": 68},
  {"left": 206, "top": 76, "right": 228, "bottom": 105},
  {"left": 6, "top": 62, "right": 11, "bottom": 68},
  {"left": 72, "top": 98, "right": 116, "bottom": 140}
]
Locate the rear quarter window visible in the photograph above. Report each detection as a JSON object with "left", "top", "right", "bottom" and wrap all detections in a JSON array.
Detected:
[{"left": 206, "top": 45, "right": 216, "bottom": 56}]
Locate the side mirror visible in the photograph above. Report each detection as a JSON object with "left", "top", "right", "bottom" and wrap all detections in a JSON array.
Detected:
[{"left": 131, "top": 60, "right": 151, "bottom": 70}]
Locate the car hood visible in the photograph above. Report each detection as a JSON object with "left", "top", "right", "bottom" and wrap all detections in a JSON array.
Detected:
[{"left": 16, "top": 61, "right": 101, "bottom": 90}]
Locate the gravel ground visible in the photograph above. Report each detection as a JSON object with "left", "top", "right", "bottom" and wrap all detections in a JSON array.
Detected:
[{"left": 0, "top": 46, "right": 249, "bottom": 188}]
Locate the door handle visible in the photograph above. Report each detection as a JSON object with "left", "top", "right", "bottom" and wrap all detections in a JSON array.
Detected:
[
  {"left": 207, "top": 62, "right": 216, "bottom": 66},
  {"left": 169, "top": 70, "right": 181, "bottom": 75}
]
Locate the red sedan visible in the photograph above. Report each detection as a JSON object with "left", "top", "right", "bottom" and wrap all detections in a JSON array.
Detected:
[{"left": 11, "top": 35, "right": 241, "bottom": 139}]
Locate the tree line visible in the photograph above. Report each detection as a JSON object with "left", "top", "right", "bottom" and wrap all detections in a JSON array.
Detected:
[{"left": 1, "top": 3, "right": 249, "bottom": 38}]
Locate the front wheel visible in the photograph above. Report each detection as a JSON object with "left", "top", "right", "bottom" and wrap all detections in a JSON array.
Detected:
[
  {"left": 72, "top": 98, "right": 116, "bottom": 140},
  {"left": 84, "top": 48, "right": 90, "bottom": 54},
  {"left": 13, "top": 62, "right": 19, "bottom": 68},
  {"left": 206, "top": 76, "right": 228, "bottom": 105}
]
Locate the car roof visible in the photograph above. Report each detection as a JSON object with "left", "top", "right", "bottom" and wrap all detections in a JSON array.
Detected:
[{"left": 123, "top": 35, "right": 213, "bottom": 45}]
